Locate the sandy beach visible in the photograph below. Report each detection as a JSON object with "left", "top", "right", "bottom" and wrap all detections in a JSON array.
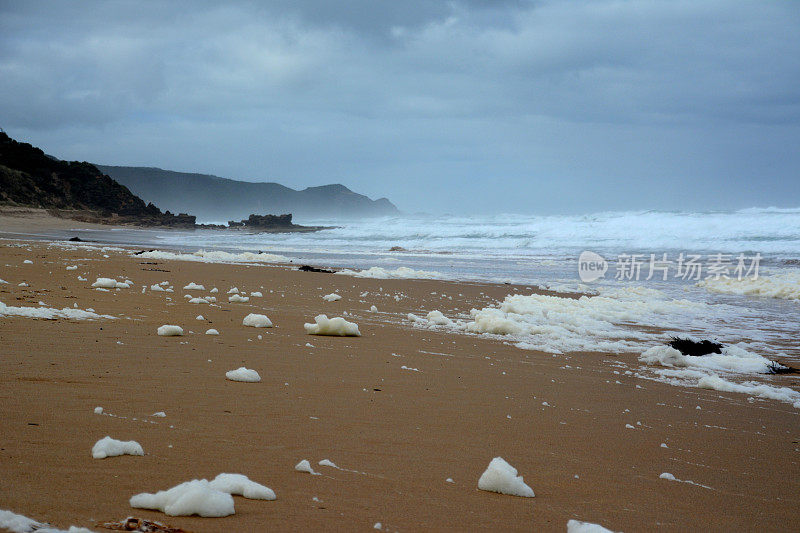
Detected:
[{"left": 1, "top": 218, "right": 798, "bottom": 532}]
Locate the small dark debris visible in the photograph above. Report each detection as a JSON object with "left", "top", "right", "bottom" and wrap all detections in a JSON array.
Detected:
[
  {"left": 133, "top": 249, "right": 156, "bottom": 255},
  {"left": 298, "top": 265, "right": 334, "bottom": 273},
  {"left": 27, "top": 422, "right": 38, "bottom": 426},
  {"left": 142, "top": 268, "right": 170, "bottom": 272},
  {"left": 139, "top": 262, "right": 159, "bottom": 265},
  {"left": 668, "top": 337, "right": 723, "bottom": 357},
  {"left": 373, "top": 388, "right": 382, "bottom": 391},
  {"left": 68, "top": 236, "right": 84, "bottom": 242},
  {"left": 98, "top": 517, "right": 190, "bottom": 532}
]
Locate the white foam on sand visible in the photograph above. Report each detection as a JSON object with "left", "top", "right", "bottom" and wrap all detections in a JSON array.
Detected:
[
  {"left": 659, "top": 472, "right": 712, "bottom": 489},
  {"left": 130, "top": 480, "right": 235, "bottom": 517},
  {"left": 91, "top": 436, "right": 144, "bottom": 459},
  {"left": 638, "top": 345, "right": 800, "bottom": 408},
  {"left": 0, "top": 509, "right": 40, "bottom": 533},
  {"left": 477, "top": 457, "right": 535, "bottom": 497},
  {"left": 567, "top": 519, "right": 616, "bottom": 533},
  {"left": 242, "top": 313, "right": 272, "bottom": 328},
  {"left": 697, "top": 374, "right": 800, "bottom": 408},
  {"left": 698, "top": 270, "right": 800, "bottom": 301},
  {"left": 205, "top": 329, "right": 220, "bottom": 335},
  {"left": 136, "top": 249, "right": 289, "bottom": 264},
  {"left": 322, "top": 293, "right": 342, "bottom": 302},
  {"left": 226, "top": 367, "right": 261, "bottom": 382},
  {"left": 208, "top": 473, "right": 276, "bottom": 500},
  {"left": 228, "top": 294, "right": 249, "bottom": 303},
  {"left": 157, "top": 325, "right": 184, "bottom": 336},
  {"left": 424, "top": 310, "right": 453, "bottom": 326},
  {"left": 410, "top": 286, "right": 707, "bottom": 355},
  {"left": 304, "top": 315, "right": 361, "bottom": 336},
  {"left": 91, "top": 277, "right": 118, "bottom": 288},
  {"left": 183, "top": 282, "right": 205, "bottom": 290},
  {"left": 336, "top": 266, "right": 444, "bottom": 280},
  {"left": 188, "top": 298, "right": 209, "bottom": 304},
  {"left": 130, "top": 473, "right": 275, "bottom": 517},
  {"left": 0, "top": 509, "right": 94, "bottom": 533},
  {"left": 639, "top": 344, "right": 777, "bottom": 375},
  {"left": 0, "top": 301, "right": 115, "bottom": 320},
  {"left": 294, "top": 459, "right": 320, "bottom": 475}
]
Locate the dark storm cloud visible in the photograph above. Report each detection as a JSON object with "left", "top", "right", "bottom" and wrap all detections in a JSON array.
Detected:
[{"left": 1, "top": 0, "right": 798, "bottom": 214}]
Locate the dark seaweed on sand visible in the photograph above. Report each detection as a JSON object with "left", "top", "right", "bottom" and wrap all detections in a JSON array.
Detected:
[{"left": 668, "top": 337, "right": 723, "bottom": 357}]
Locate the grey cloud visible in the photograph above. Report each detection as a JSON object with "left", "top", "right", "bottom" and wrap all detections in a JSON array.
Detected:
[{"left": 1, "top": 0, "right": 798, "bottom": 214}]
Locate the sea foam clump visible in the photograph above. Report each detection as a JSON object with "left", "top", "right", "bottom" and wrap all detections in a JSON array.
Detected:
[
  {"left": 130, "top": 479, "right": 235, "bottom": 517},
  {"left": 209, "top": 473, "right": 276, "bottom": 500},
  {"left": 295, "top": 460, "right": 319, "bottom": 475},
  {"left": 183, "top": 282, "right": 205, "bottom": 290},
  {"left": 639, "top": 344, "right": 777, "bottom": 374},
  {"left": 304, "top": 315, "right": 361, "bottom": 336},
  {"left": 322, "top": 293, "right": 341, "bottom": 302},
  {"left": 336, "top": 266, "right": 444, "bottom": 280},
  {"left": 0, "top": 509, "right": 94, "bottom": 533},
  {"left": 130, "top": 473, "right": 275, "bottom": 517},
  {"left": 698, "top": 270, "right": 800, "bottom": 301},
  {"left": 417, "top": 286, "right": 706, "bottom": 354},
  {"left": 477, "top": 457, "right": 535, "bottom": 497},
  {"left": 567, "top": 519, "right": 616, "bottom": 533},
  {"left": 697, "top": 374, "right": 800, "bottom": 408},
  {"left": 638, "top": 346, "right": 800, "bottom": 408},
  {"left": 0, "top": 301, "right": 115, "bottom": 320},
  {"left": 92, "top": 436, "right": 144, "bottom": 459},
  {"left": 157, "top": 325, "right": 184, "bottom": 336},
  {"left": 425, "top": 310, "right": 453, "bottom": 326},
  {"left": 242, "top": 313, "right": 272, "bottom": 328},
  {"left": 226, "top": 367, "right": 261, "bottom": 382},
  {"left": 92, "top": 277, "right": 119, "bottom": 289}
]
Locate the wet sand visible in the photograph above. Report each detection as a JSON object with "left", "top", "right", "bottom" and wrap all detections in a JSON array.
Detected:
[{"left": 0, "top": 234, "right": 798, "bottom": 532}]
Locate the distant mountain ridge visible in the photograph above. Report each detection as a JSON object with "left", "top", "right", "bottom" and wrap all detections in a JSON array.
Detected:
[{"left": 96, "top": 165, "right": 400, "bottom": 221}]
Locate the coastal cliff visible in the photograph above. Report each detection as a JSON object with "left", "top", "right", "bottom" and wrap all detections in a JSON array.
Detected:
[{"left": 0, "top": 132, "right": 196, "bottom": 227}]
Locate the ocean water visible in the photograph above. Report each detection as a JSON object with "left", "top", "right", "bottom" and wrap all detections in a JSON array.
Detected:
[
  {"left": 90, "top": 207, "right": 800, "bottom": 360},
  {"left": 147, "top": 207, "right": 800, "bottom": 282}
]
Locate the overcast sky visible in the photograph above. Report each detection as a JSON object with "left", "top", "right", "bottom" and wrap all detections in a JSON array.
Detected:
[{"left": 1, "top": 0, "right": 799, "bottom": 214}]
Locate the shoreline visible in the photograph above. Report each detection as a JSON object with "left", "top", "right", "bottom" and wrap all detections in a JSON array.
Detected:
[
  {"left": 0, "top": 208, "right": 334, "bottom": 240},
  {"left": 0, "top": 220, "right": 798, "bottom": 531}
]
